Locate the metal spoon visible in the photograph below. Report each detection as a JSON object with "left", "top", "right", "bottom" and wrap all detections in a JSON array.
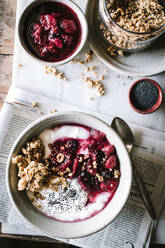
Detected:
[{"left": 111, "top": 117, "right": 156, "bottom": 219}]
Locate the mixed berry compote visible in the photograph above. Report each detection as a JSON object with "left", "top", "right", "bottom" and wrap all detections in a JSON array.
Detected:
[
  {"left": 28, "top": 124, "right": 120, "bottom": 222},
  {"left": 24, "top": 2, "right": 82, "bottom": 62}
]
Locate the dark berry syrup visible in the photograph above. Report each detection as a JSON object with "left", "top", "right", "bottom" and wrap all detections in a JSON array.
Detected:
[
  {"left": 23, "top": 2, "right": 82, "bottom": 62},
  {"left": 46, "top": 124, "right": 120, "bottom": 222}
]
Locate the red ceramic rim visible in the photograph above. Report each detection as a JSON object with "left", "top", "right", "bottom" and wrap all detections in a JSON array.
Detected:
[{"left": 129, "top": 78, "right": 163, "bottom": 114}]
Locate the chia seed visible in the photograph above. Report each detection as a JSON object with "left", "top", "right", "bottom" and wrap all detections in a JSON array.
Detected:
[{"left": 130, "top": 80, "right": 159, "bottom": 111}]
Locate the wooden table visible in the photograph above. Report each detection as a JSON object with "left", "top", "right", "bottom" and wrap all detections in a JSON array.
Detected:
[
  {"left": 0, "top": 0, "right": 14, "bottom": 109},
  {"left": 0, "top": 0, "right": 164, "bottom": 247}
]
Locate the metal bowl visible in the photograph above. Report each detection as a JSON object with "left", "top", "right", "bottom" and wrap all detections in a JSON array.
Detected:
[{"left": 6, "top": 111, "right": 132, "bottom": 238}]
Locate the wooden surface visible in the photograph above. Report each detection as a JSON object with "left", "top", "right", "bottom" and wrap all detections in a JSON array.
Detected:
[
  {"left": 0, "top": 0, "right": 164, "bottom": 247},
  {"left": 0, "top": 0, "right": 14, "bottom": 110}
]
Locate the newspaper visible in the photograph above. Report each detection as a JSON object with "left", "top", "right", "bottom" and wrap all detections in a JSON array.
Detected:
[{"left": 0, "top": 86, "right": 165, "bottom": 248}]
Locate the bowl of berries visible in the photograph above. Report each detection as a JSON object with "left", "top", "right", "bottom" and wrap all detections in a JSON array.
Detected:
[
  {"left": 7, "top": 111, "right": 132, "bottom": 238},
  {"left": 18, "top": 0, "right": 88, "bottom": 65}
]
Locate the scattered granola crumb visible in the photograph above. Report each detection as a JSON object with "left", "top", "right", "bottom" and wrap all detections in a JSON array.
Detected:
[
  {"left": 89, "top": 97, "right": 94, "bottom": 101},
  {"left": 85, "top": 50, "right": 93, "bottom": 63},
  {"left": 43, "top": 66, "right": 67, "bottom": 81},
  {"left": 70, "top": 59, "right": 84, "bottom": 64},
  {"left": 100, "top": 75, "right": 104, "bottom": 80},
  {"left": 104, "top": 69, "right": 108, "bottom": 73},
  {"left": 86, "top": 66, "right": 96, "bottom": 72},
  {"left": 47, "top": 66, "right": 53, "bottom": 73},
  {"left": 18, "top": 64, "right": 22, "bottom": 68},
  {"left": 57, "top": 72, "right": 63, "bottom": 79},
  {"left": 32, "top": 101, "right": 39, "bottom": 108},
  {"left": 40, "top": 111, "right": 43, "bottom": 115},
  {"left": 81, "top": 76, "right": 105, "bottom": 96},
  {"left": 49, "top": 109, "right": 57, "bottom": 114}
]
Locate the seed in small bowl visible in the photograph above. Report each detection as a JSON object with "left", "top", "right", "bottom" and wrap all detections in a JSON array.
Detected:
[{"left": 129, "top": 78, "right": 163, "bottom": 114}]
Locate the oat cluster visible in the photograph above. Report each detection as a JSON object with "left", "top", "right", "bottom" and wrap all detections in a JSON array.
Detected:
[
  {"left": 81, "top": 76, "right": 105, "bottom": 96},
  {"left": 106, "top": 0, "right": 165, "bottom": 33},
  {"left": 12, "top": 139, "right": 49, "bottom": 191},
  {"left": 43, "top": 65, "right": 67, "bottom": 81}
]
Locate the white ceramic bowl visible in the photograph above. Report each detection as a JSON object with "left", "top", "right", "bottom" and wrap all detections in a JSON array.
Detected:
[
  {"left": 18, "top": 0, "right": 88, "bottom": 65},
  {"left": 6, "top": 111, "right": 132, "bottom": 238}
]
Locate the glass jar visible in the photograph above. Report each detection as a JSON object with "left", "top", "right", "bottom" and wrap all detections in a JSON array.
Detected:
[{"left": 99, "top": 0, "right": 165, "bottom": 52}]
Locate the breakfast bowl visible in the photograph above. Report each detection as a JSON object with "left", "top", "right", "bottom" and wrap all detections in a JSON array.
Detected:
[
  {"left": 18, "top": 0, "right": 88, "bottom": 65},
  {"left": 6, "top": 111, "right": 132, "bottom": 238}
]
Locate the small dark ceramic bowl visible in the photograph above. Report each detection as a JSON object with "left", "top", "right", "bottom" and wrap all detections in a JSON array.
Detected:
[{"left": 129, "top": 78, "right": 163, "bottom": 114}]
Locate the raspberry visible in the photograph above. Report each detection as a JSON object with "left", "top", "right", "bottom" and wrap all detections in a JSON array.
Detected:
[
  {"left": 32, "top": 24, "right": 43, "bottom": 45},
  {"left": 105, "top": 155, "right": 117, "bottom": 169},
  {"left": 49, "top": 26, "right": 61, "bottom": 37},
  {"left": 100, "top": 180, "right": 118, "bottom": 192},
  {"left": 40, "top": 45, "right": 58, "bottom": 56},
  {"left": 61, "top": 34, "right": 73, "bottom": 46},
  {"left": 102, "top": 145, "right": 115, "bottom": 159},
  {"left": 60, "top": 19, "right": 77, "bottom": 34},
  {"left": 40, "top": 14, "right": 57, "bottom": 30},
  {"left": 49, "top": 38, "right": 63, "bottom": 49}
]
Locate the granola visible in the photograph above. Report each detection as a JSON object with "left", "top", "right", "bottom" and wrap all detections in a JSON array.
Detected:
[
  {"left": 106, "top": 0, "right": 165, "bottom": 33},
  {"left": 12, "top": 139, "right": 49, "bottom": 191},
  {"left": 12, "top": 138, "right": 72, "bottom": 192},
  {"left": 81, "top": 76, "right": 105, "bottom": 96},
  {"left": 100, "top": 0, "right": 165, "bottom": 51}
]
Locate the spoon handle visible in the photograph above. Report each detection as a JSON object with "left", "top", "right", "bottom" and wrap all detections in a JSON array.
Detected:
[{"left": 133, "top": 166, "right": 156, "bottom": 219}]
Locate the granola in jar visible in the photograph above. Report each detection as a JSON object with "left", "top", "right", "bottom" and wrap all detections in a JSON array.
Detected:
[{"left": 99, "top": 0, "right": 165, "bottom": 52}]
